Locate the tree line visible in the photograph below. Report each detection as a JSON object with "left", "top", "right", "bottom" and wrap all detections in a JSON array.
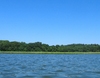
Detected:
[{"left": 0, "top": 40, "right": 100, "bottom": 52}]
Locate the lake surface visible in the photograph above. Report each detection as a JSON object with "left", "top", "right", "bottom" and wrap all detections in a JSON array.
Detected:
[{"left": 0, "top": 54, "right": 100, "bottom": 78}]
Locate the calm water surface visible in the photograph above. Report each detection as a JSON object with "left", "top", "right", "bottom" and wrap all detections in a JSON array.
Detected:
[{"left": 0, "top": 54, "right": 100, "bottom": 78}]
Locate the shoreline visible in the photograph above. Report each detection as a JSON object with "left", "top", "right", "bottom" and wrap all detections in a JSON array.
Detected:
[{"left": 0, "top": 51, "right": 100, "bottom": 54}]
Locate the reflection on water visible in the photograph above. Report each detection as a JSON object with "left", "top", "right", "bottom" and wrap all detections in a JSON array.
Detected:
[{"left": 0, "top": 54, "right": 100, "bottom": 78}]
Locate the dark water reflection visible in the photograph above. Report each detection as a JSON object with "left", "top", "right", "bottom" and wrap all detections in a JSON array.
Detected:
[{"left": 0, "top": 54, "right": 100, "bottom": 78}]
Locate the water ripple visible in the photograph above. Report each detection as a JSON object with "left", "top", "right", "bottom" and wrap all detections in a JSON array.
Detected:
[{"left": 0, "top": 54, "right": 100, "bottom": 78}]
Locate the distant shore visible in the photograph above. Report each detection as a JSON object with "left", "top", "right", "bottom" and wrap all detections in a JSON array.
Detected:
[{"left": 0, "top": 51, "right": 100, "bottom": 54}]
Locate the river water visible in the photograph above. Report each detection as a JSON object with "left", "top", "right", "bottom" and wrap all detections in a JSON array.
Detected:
[{"left": 0, "top": 54, "right": 100, "bottom": 78}]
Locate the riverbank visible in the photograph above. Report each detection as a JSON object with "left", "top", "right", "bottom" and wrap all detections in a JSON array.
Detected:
[{"left": 0, "top": 51, "right": 100, "bottom": 54}]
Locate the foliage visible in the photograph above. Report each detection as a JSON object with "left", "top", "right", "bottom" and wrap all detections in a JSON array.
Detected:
[{"left": 0, "top": 40, "right": 100, "bottom": 52}]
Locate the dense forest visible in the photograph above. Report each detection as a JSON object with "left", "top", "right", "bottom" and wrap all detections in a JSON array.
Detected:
[{"left": 0, "top": 40, "right": 100, "bottom": 52}]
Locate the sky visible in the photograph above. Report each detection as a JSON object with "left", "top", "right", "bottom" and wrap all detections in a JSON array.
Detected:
[{"left": 0, "top": 0, "right": 100, "bottom": 45}]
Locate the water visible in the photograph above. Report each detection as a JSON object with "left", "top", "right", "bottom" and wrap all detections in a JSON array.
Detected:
[{"left": 0, "top": 54, "right": 100, "bottom": 78}]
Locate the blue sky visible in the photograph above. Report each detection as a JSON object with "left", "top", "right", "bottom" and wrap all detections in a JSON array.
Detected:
[{"left": 0, "top": 0, "right": 100, "bottom": 45}]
